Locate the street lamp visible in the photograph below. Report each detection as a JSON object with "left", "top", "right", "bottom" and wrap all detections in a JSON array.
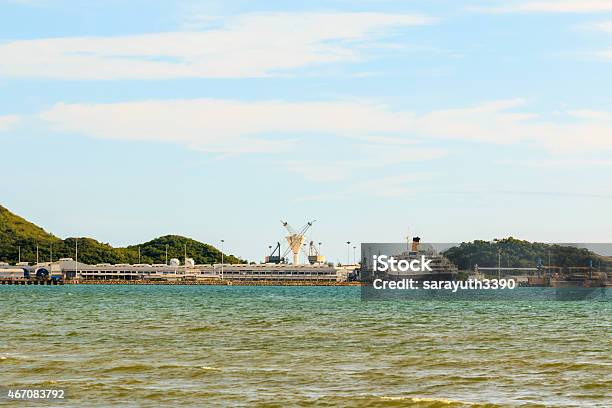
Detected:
[
  {"left": 75, "top": 239, "right": 78, "bottom": 281},
  {"left": 346, "top": 241, "right": 351, "bottom": 265},
  {"left": 221, "top": 239, "right": 225, "bottom": 280},
  {"left": 353, "top": 246, "right": 356, "bottom": 265}
]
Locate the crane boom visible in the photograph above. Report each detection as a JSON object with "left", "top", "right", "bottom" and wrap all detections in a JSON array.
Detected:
[
  {"left": 281, "top": 219, "right": 316, "bottom": 265},
  {"left": 298, "top": 220, "right": 316, "bottom": 236},
  {"left": 281, "top": 220, "right": 297, "bottom": 235}
]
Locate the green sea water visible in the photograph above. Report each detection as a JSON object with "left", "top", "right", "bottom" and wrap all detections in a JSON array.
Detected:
[{"left": 0, "top": 285, "right": 610, "bottom": 407}]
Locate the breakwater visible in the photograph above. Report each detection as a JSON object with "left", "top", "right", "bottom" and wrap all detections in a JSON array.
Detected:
[
  {"left": 65, "top": 279, "right": 359, "bottom": 286},
  {"left": 0, "top": 279, "right": 63, "bottom": 285}
]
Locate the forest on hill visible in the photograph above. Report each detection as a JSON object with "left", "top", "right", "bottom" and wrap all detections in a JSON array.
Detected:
[
  {"left": 0, "top": 205, "right": 243, "bottom": 265},
  {"left": 442, "top": 237, "right": 607, "bottom": 270}
]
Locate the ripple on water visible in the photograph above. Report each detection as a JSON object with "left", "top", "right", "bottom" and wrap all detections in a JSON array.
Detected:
[{"left": 0, "top": 285, "right": 610, "bottom": 407}]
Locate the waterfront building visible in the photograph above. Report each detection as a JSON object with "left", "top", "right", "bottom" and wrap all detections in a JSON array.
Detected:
[{"left": 1, "top": 259, "right": 352, "bottom": 282}]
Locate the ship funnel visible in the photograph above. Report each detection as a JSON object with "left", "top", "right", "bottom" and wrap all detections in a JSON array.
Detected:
[{"left": 412, "top": 237, "right": 421, "bottom": 252}]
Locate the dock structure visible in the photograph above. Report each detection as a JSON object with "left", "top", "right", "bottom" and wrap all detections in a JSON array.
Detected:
[
  {"left": 77, "top": 263, "right": 344, "bottom": 283},
  {"left": 0, "top": 261, "right": 64, "bottom": 285},
  {"left": 2, "top": 259, "right": 357, "bottom": 284},
  {"left": 473, "top": 263, "right": 611, "bottom": 288},
  {"left": 0, "top": 279, "right": 64, "bottom": 285}
]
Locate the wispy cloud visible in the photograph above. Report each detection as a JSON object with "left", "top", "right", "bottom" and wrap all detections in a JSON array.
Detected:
[
  {"left": 439, "top": 189, "right": 612, "bottom": 199},
  {"left": 38, "top": 98, "right": 425, "bottom": 154},
  {"left": 286, "top": 145, "right": 449, "bottom": 182},
  {"left": 496, "top": 157, "right": 612, "bottom": 167},
  {"left": 472, "top": 1, "right": 612, "bottom": 13},
  {"left": 595, "top": 50, "right": 612, "bottom": 59},
  {"left": 296, "top": 173, "right": 433, "bottom": 202},
  {"left": 578, "top": 21, "right": 612, "bottom": 60},
  {"left": 582, "top": 20, "right": 612, "bottom": 33},
  {"left": 299, "top": 182, "right": 612, "bottom": 202},
  {"left": 0, "top": 12, "right": 434, "bottom": 80},
  {"left": 0, "top": 115, "right": 20, "bottom": 131},
  {"left": 36, "top": 98, "right": 612, "bottom": 154},
  {"left": 0, "top": 0, "right": 44, "bottom": 4}
]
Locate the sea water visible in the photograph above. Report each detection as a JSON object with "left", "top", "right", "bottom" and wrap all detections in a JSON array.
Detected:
[{"left": 0, "top": 285, "right": 610, "bottom": 407}]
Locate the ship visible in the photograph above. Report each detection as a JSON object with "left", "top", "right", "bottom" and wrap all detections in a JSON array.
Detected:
[{"left": 361, "top": 237, "right": 458, "bottom": 282}]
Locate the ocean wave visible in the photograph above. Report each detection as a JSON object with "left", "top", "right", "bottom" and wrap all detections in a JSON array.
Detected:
[
  {"left": 379, "top": 396, "right": 493, "bottom": 407},
  {"left": 186, "top": 326, "right": 214, "bottom": 332},
  {"left": 101, "top": 363, "right": 154, "bottom": 374},
  {"left": 200, "top": 366, "right": 220, "bottom": 371},
  {"left": 0, "top": 352, "right": 29, "bottom": 361}
]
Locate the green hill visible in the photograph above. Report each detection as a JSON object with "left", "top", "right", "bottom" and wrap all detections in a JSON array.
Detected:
[
  {"left": 0, "top": 205, "right": 243, "bottom": 265},
  {"left": 442, "top": 237, "right": 607, "bottom": 270}
]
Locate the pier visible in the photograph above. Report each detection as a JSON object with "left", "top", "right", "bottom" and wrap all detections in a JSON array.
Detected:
[
  {"left": 0, "top": 258, "right": 357, "bottom": 285},
  {"left": 0, "top": 278, "right": 63, "bottom": 285},
  {"left": 64, "top": 279, "right": 359, "bottom": 286}
]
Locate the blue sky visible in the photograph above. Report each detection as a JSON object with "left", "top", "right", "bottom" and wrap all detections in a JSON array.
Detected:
[{"left": 1, "top": 0, "right": 611, "bottom": 263}]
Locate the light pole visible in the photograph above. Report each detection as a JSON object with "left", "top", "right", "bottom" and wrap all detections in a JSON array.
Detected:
[
  {"left": 548, "top": 250, "right": 551, "bottom": 274},
  {"left": 353, "top": 246, "right": 356, "bottom": 265},
  {"left": 221, "top": 239, "right": 225, "bottom": 280},
  {"left": 346, "top": 241, "right": 351, "bottom": 265},
  {"left": 75, "top": 238, "right": 78, "bottom": 280}
]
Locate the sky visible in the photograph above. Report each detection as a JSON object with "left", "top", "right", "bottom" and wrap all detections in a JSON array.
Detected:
[{"left": 1, "top": 0, "right": 611, "bottom": 263}]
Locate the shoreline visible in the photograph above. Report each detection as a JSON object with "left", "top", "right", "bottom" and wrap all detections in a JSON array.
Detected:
[
  {"left": 66, "top": 279, "right": 361, "bottom": 286},
  {"left": 0, "top": 279, "right": 360, "bottom": 286}
]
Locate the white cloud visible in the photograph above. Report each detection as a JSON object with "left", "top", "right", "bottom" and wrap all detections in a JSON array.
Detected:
[
  {"left": 0, "top": 12, "right": 434, "bottom": 80},
  {"left": 37, "top": 98, "right": 612, "bottom": 154},
  {"left": 34, "top": 98, "right": 452, "bottom": 155},
  {"left": 595, "top": 50, "right": 612, "bottom": 59},
  {"left": 296, "top": 173, "right": 433, "bottom": 202},
  {"left": 473, "top": 1, "right": 612, "bottom": 13},
  {"left": 286, "top": 145, "right": 449, "bottom": 182},
  {"left": 0, "top": 115, "right": 20, "bottom": 131},
  {"left": 581, "top": 21, "right": 612, "bottom": 59},
  {"left": 583, "top": 20, "right": 612, "bottom": 33},
  {"left": 567, "top": 109, "right": 612, "bottom": 120},
  {"left": 496, "top": 157, "right": 612, "bottom": 167}
]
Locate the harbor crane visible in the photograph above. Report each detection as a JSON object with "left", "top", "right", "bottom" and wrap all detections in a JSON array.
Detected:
[
  {"left": 308, "top": 241, "right": 326, "bottom": 265},
  {"left": 265, "top": 242, "right": 284, "bottom": 264},
  {"left": 281, "top": 220, "right": 315, "bottom": 265}
]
